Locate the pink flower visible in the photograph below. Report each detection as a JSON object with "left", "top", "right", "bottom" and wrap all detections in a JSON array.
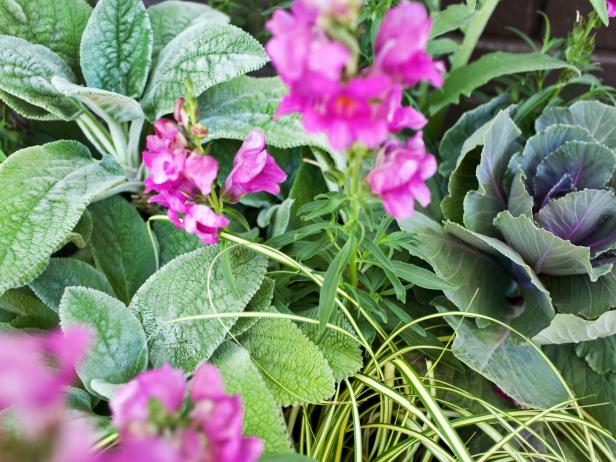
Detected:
[
  {"left": 374, "top": 1, "right": 444, "bottom": 88},
  {"left": 365, "top": 133, "right": 437, "bottom": 220},
  {"left": 110, "top": 364, "right": 186, "bottom": 433},
  {"left": 0, "top": 328, "right": 91, "bottom": 434},
  {"left": 184, "top": 151, "right": 218, "bottom": 196},
  {"left": 609, "top": 0, "right": 616, "bottom": 17},
  {"left": 182, "top": 204, "right": 230, "bottom": 244},
  {"left": 143, "top": 120, "right": 188, "bottom": 186},
  {"left": 223, "top": 130, "right": 287, "bottom": 202},
  {"left": 100, "top": 438, "right": 182, "bottom": 462}
]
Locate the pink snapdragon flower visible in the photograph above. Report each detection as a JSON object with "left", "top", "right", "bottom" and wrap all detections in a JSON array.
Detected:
[
  {"left": 108, "top": 363, "right": 263, "bottom": 462},
  {"left": 182, "top": 204, "right": 230, "bottom": 244},
  {"left": 0, "top": 328, "right": 90, "bottom": 433},
  {"left": 374, "top": 1, "right": 445, "bottom": 88},
  {"left": 609, "top": 0, "right": 616, "bottom": 17},
  {"left": 366, "top": 133, "right": 437, "bottom": 220},
  {"left": 224, "top": 129, "right": 288, "bottom": 202}
]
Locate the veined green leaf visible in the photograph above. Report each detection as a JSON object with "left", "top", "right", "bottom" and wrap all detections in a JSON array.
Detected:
[
  {"left": 52, "top": 77, "right": 144, "bottom": 123},
  {"left": 543, "top": 271, "right": 616, "bottom": 318},
  {"left": 142, "top": 22, "right": 267, "bottom": 121},
  {"left": 148, "top": 0, "right": 229, "bottom": 60},
  {"left": 429, "top": 52, "right": 573, "bottom": 114},
  {"left": 319, "top": 235, "right": 355, "bottom": 336},
  {"left": 212, "top": 342, "right": 292, "bottom": 454},
  {"left": 60, "top": 287, "right": 148, "bottom": 396},
  {"left": 0, "top": 0, "right": 91, "bottom": 71},
  {"left": 89, "top": 196, "right": 157, "bottom": 305},
  {"left": 153, "top": 220, "right": 204, "bottom": 267},
  {"left": 229, "top": 277, "right": 275, "bottom": 337},
  {"left": 239, "top": 318, "right": 335, "bottom": 406},
  {"left": 80, "top": 0, "right": 153, "bottom": 98},
  {"left": 0, "top": 141, "right": 126, "bottom": 296},
  {"left": 533, "top": 311, "right": 616, "bottom": 345},
  {"left": 130, "top": 246, "right": 266, "bottom": 371},
  {"left": 0, "top": 36, "right": 79, "bottom": 120},
  {"left": 199, "top": 76, "right": 333, "bottom": 154},
  {"left": 29, "top": 258, "right": 114, "bottom": 311}
]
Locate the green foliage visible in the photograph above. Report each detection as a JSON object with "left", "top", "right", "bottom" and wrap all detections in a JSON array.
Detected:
[
  {"left": 141, "top": 22, "right": 267, "bottom": 120},
  {"left": 29, "top": 258, "right": 114, "bottom": 311},
  {"left": 153, "top": 219, "right": 204, "bottom": 267},
  {"left": 0, "top": 0, "right": 91, "bottom": 71},
  {"left": 0, "top": 141, "right": 125, "bottom": 297},
  {"left": 89, "top": 196, "right": 157, "bottom": 304},
  {"left": 60, "top": 287, "right": 148, "bottom": 395},
  {"left": 80, "top": 0, "right": 152, "bottom": 98},
  {"left": 239, "top": 318, "right": 336, "bottom": 406},
  {"left": 130, "top": 246, "right": 266, "bottom": 371}
]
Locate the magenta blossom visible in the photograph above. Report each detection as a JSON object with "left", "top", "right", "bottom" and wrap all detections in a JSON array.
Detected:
[
  {"left": 182, "top": 204, "right": 230, "bottom": 244},
  {"left": 0, "top": 328, "right": 90, "bottom": 434},
  {"left": 143, "top": 119, "right": 188, "bottom": 186},
  {"left": 374, "top": 1, "right": 444, "bottom": 88},
  {"left": 108, "top": 363, "right": 263, "bottom": 462},
  {"left": 609, "top": 0, "right": 616, "bottom": 17},
  {"left": 223, "top": 129, "right": 287, "bottom": 202},
  {"left": 366, "top": 132, "right": 437, "bottom": 220},
  {"left": 111, "top": 364, "right": 186, "bottom": 434}
]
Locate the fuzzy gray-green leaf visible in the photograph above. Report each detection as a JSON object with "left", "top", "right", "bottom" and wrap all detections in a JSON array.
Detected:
[
  {"left": 60, "top": 287, "right": 148, "bottom": 395},
  {"left": 142, "top": 22, "right": 267, "bottom": 120},
  {"left": 0, "top": 141, "right": 126, "bottom": 297},
  {"left": 130, "top": 246, "right": 266, "bottom": 371},
  {"left": 0, "top": 36, "right": 80, "bottom": 120},
  {"left": 80, "top": 0, "right": 153, "bottom": 98}
]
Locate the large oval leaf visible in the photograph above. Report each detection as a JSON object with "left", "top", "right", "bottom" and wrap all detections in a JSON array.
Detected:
[
  {"left": 130, "top": 246, "right": 266, "bottom": 371},
  {"left": 60, "top": 287, "right": 148, "bottom": 395},
  {"left": 148, "top": 0, "right": 229, "bottom": 60},
  {"left": 80, "top": 0, "right": 153, "bottom": 98},
  {"left": 212, "top": 342, "right": 292, "bottom": 454},
  {"left": 0, "top": 36, "right": 79, "bottom": 120},
  {"left": 0, "top": 0, "right": 91, "bottom": 71},
  {"left": 89, "top": 196, "right": 157, "bottom": 305},
  {"left": 141, "top": 22, "right": 267, "bottom": 120},
  {"left": 0, "top": 141, "right": 126, "bottom": 296},
  {"left": 534, "top": 311, "right": 616, "bottom": 345}
]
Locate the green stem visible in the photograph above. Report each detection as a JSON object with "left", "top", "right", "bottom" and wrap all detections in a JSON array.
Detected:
[{"left": 346, "top": 146, "right": 364, "bottom": 288}]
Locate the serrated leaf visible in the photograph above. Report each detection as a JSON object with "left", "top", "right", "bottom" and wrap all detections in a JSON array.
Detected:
[
  {"left": 142, "top": 22, "right": 267, "bottom": 121},
  {"left": 462, "top": 110, "right": 521, "bottom": 236},
  {"left": 494, "top": 211, "right": 612, "bottom": 281},
  {"left": 533, "top": 311, "right": 616, "bottom": 345},
  {"left": 198, "top": 76, "right": 333, "bottom": 154},
  {"left": 148, "top": 0, "right": 229, "bottom": 60},
  {"left": 29, "top": 258, "right": 114, "bottom": 311},
  {"left": 536, "top": 101, "right": 616, "bottom": 149},
  {"left": 0, "top": 141, "right": 126, "bottom": 297},
  {"left": 80, "top": 0, "right": 153, "bottom": 98},
  {"left": 239, "top": 318, "right": 335, "bottom": 406},
  {"left": 52, "top": 77, "right": 144, "bottom": 123},
  {"left": 60, "top": 287, "right": 148, "bottom": 396},
  {"left": 89, "top": 196, "right": 157, "bottom": 304},
  {"left": 298, "top": 308, "right": 363, "bottom": 382},
  {"left": 211, "top": 342, "right": 291, "bottom": 454},
  {"left": 130, "top": 246, "right": 266, "bottom": 371},
  {"left": 0, "top": 0, "right": 91, "bottom": 71},
  {"left": 0, "top": 36, "right": 79, "bottom": 120},
  {"left": 429, "top": 52, "right": 573, "bottom": 114},
  {"left": 229, "top": 278, "right": 275, "bottom": 337},
  {"left": 153, "top": 220, "right": 204, "bottom": 267}
]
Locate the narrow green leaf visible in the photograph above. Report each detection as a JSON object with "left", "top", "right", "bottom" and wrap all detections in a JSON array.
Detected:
[
  {"left": 429, "top": 52, "right": 573, "bottom": 114},
  {"left": 89, "top": 196, "right": 157, "bottom": 304},
  {"left": 389, "top": 260, "right": 456, "bottom": 291},
  {"left": 319, "top": 235, "right": 355, "bottom": 335},
  {"left": 589, "top": 0, "right": 610, "bottom": 25},
  {"left": 142, "top": 22, "right": 267, "bottom": 120},
  {"left": 80, "top": 0, "right": 153, "bottom": 98},
  {"left": 0, "top": 141, "right": 126, "bottom": 296},
  {"left": 60, "top": 287, "right": 148, "bottom": 395},
  {"left": 29, "top": 258, "right": 114, "bottom": 311}
]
